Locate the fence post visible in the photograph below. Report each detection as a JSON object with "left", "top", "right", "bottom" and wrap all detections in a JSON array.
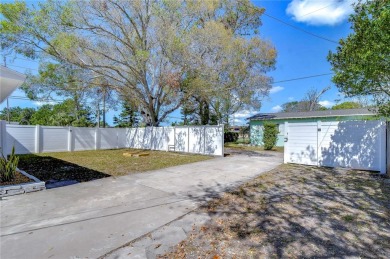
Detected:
[
  {"left": 95, "top": 127, "right": 100, "bottom": 150},
  {"left": 0, "top": 120, "right": 6, "bottom": 155},
  {"left": 221, "top": 125, "right": 225, "bottom": 157},
  {"left": 203, "top": 126, "right": 206, "bottom": 154},
  {"left": 317, "top": 121, "right": 322, "bottom": 167},
  {"left": 173, "top": 126, "right": 176, "bottom": 151},
  {"left": 68, "top": 126, "right": 74, "bottom": 152},
  {"left": 387, "top": 121, "right": 390, "bottom": 176},
  {"left": 35, "top": 125, "right": 41, "bottom": 153},
  {"left": 187, "top": 126, "right": 190, "bottom": 153},
  {"left": 283, "top": 122, "right": 289, "bottom": 164},
  {"left": 378, "top": 119, "right": 386, "bottom": 174}
]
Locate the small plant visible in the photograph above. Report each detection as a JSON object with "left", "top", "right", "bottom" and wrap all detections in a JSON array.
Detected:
[
  {"left": 0, "top": 146, "right": 19, "bottom": 182},
  {"left": 263, "top": 122, "right": 279, "bottom": 150},
  {"left": 342, "top": 214, "right": 355, "bottom": 222},
  {"left": 224, "top": 131, "right": 239, "bottom": 143}
]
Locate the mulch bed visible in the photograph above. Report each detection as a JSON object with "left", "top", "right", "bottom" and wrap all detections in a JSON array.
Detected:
[
  {"left": 161, "top": 164, "right": 390, "bottom": 258},
  {"left": 0, "top": 171, "right": 33, "bottom": 186},
  {"left": 17, "top": 154, "right": 110, "bottom": 183}
]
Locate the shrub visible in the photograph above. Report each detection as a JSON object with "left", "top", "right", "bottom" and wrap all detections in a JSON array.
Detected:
[
  {"left": 0, "top": 146, "right": 19, "bottom": 182},
  {"left": 224, "top": 131, "right": 239, "bottom": 143},
  {"left": 263, "top": 122, "right": 279, "bottom": 150}
]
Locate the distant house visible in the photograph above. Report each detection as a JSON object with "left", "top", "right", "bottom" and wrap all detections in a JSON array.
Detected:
[
  {"left": 0, "top": 66, "right": 26, "bottom": 104},
  {"left": 247, "top": 108, "right": 376, "bottom": 147}
]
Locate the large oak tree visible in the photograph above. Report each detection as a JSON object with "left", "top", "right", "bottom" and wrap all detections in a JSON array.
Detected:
[{"left": 1, "top": 0, "right": 276, "bottom": 125}]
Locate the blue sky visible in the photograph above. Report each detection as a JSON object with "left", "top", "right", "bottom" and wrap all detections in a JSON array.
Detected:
[{"left": 1, "top": 0, "right": 357, "bottom": 126}]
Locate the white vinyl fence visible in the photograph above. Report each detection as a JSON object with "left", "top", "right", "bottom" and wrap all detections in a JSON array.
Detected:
[
  {"left": 284, "top": 120, "right": 387, "bottom": 174},
  {"left": 0, "top": 121, "right": 224, "bottom": 156}
]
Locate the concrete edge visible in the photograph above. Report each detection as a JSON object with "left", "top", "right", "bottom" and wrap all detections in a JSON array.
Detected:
[{"left": 0, "top": 168, "right": 46, "bottom": 198}]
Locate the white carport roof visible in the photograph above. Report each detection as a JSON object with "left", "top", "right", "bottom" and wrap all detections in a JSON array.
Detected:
[{"left": 0, "top": 65, "right": 26, "bottom": 104}]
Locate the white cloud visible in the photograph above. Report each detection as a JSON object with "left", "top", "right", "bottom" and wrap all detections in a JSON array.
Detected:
[
  {"left": 319, "top": 100, "right": 335, "bottom": 108},
  {"left": 288, "top": 96, "right": 295, "bottom": 101},
  {"left": 271, "top": 105, "right": 282, "bottom": 112},
  {"left": 286, "top": 0, "right": 357, "bottom": 26},
  {"left": 231, "top": 110, "right": 259, "bottom": 125},
  {"left": 269, "top": 86, "right": 284, "bottom": 94},
  {"left": 34, "top": 101, "right": 56, "bottom": 106}
]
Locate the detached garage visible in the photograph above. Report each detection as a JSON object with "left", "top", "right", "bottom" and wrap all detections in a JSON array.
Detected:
[
  {"left": 248, "top": 109, "right": 387, "bottom": 174},
  {"left": 248, "top": 108, "right": 376, "bottom": 147}
]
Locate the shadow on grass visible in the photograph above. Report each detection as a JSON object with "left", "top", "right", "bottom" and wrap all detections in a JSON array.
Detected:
[{"left": 18, "top": 154, "right": 110, "bottom": 189}]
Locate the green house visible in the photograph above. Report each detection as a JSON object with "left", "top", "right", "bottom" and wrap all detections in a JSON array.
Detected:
[{"left": 247, "top": 108, "right": 376, "bottom": 147}]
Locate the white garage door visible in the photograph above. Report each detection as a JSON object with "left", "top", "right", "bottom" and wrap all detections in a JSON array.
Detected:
[{"left": 284, "top": 120, "right": 386, "bottom": 174}]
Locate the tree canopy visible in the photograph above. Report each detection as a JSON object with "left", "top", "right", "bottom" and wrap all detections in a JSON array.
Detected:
[
  {"left": 331, "top": 101, "right": 362, "bottom": 110},
  {"left": 1, "top": 0, "right": 276, "bottom": 126},
  {"left": 328, "top": 0, "right": 389, "bottom": 116},
  {"left": 281, "top": 87, "right": 330, "bottom": 112},
  {"left": 0, "top": 107, "right": 35, "bottom": 124}
]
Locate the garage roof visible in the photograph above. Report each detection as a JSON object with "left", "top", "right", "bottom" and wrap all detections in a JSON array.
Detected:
[{"left": 247, "top": 108, "right": 376, "bottom": 121}]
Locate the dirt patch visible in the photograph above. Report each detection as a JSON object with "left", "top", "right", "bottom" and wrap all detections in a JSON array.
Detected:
[
  {"left": 161, "top": 164, "right": 390, "bottom": 258},
  {"left": 0, "top": 170, "right": 33, "bottom": 186}
]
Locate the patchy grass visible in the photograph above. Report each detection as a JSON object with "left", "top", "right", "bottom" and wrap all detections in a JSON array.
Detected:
[
  {"left": 17, "top": 149, "right": 212, "bottom": 184},
  {"left": 0, "top": 170, "right": 33, "bottom": 186},
  {"left": 161, "top": 164, "right": 390, "bottom": 258},
  {"left": 225, "top": 142, "right": 284, "bottom": 153}
]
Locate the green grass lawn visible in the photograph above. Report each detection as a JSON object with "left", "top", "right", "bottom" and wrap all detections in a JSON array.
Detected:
[
  {"left": 224, "top": 142, "right": 284, "bottom": 153},
  {"left": 17, "top": 149, "right": 212, "bottom": 183}
]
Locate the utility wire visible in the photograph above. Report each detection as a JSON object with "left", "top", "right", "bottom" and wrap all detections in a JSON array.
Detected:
[
  {"left": 262, "top": 12, "right": 339, "bottom": 44},
  {"left": 6, "top": 63, "right": 39, "bottom": 71},
  {"left": 299, "top": 4, "right": 334, "bottom": 17},
  {"left": 273, "top": 72, "right": 333, "bottom": 84}
]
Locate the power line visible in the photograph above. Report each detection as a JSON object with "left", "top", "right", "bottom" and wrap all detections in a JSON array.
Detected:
[
  {"left": 0, "top": 55, "right": 40, "bottom": 64},
  {"left": 299, "top": 4, "right": 334, "bottom": 17},
  {"left": 273, "top": 72, "right": 333, "bottom": 84},
  {"left": 6, "top": 63, "right": 39, "bottom": 71},
  {"left": 262, "top": 12, "right": 339, "bottom": 44}
]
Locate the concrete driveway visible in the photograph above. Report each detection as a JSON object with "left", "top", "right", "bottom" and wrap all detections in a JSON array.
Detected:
[{"left": 0, "top": 151, "right": 282, "bottom": 258}]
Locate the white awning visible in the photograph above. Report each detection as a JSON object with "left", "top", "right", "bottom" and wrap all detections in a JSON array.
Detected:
[{"left": 0, "top": 66, "right": 27, "bottom": 104}]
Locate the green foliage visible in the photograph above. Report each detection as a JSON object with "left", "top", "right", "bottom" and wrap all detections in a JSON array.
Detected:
[
  {"left": 0, "top": 107, "right": 36, "bottom": 124},
  {"left": 0, "top": 0, "right": 276, "bottom": 126},
  {"left": 0, "top": 146, "right": 19, "bottom": 182},
  {"left": 263, "top": 122, "right": 278, "bottom": 150},
  {"left": 30, "top": 99, "right": 94, "bottom": 126},
  {"left": 281, "top": 101, "right": 327, "bottom": 112},
  {"left": 224, "top": 132, "right": 239, "bottom": 143},
  {"left": 113, "top": 103, "right": 140, "bottom": 128},
  {"left": 332, "top": 101, "right": 362, "bottom": 110},
  {"left": 328, "top": 0, "right": 390, "bottom": 116}
]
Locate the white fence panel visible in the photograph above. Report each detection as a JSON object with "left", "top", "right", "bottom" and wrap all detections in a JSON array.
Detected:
[
  {"left": 100, "top": 128, "right": 119, "bottom": 149},
  {"left": 5, "top": 125, "right": 36, "bottom": 154},
  {"left": 1, "top": 121, "right": 224, "bottom": 156},
  {"left": 174, "top": 127, "right": 189, "bottom": 152},
  {"left": 151, "top": 127, "right": 167, "bottom": 151},
  {"left": 73, "top": 127, "right": 95, "bottom": 151},
  {"left": 117, "top": 128, "right": 128, "bottom": 148},
  {"left": 189, "top": 127, "right": 204, "bottom": 153},
  {"left": 284, "top": 120, "right": 386, "bottom": 174},
  {"left": 205, "top": 126, "right": 224, "bottom": 155},
  {"left": 285, "top": 122, "right": 318, "bottom": 166},
  {"left": 41, "top": 126, "right": 69, "bottom": 153},
  {"left": 319, "top": 120, "right": 386, "bottom": 172}
]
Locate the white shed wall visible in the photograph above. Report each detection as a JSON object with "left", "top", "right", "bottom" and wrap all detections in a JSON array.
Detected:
[{"left": 284, "top": 120, "right": 386, "bottom": 174}]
